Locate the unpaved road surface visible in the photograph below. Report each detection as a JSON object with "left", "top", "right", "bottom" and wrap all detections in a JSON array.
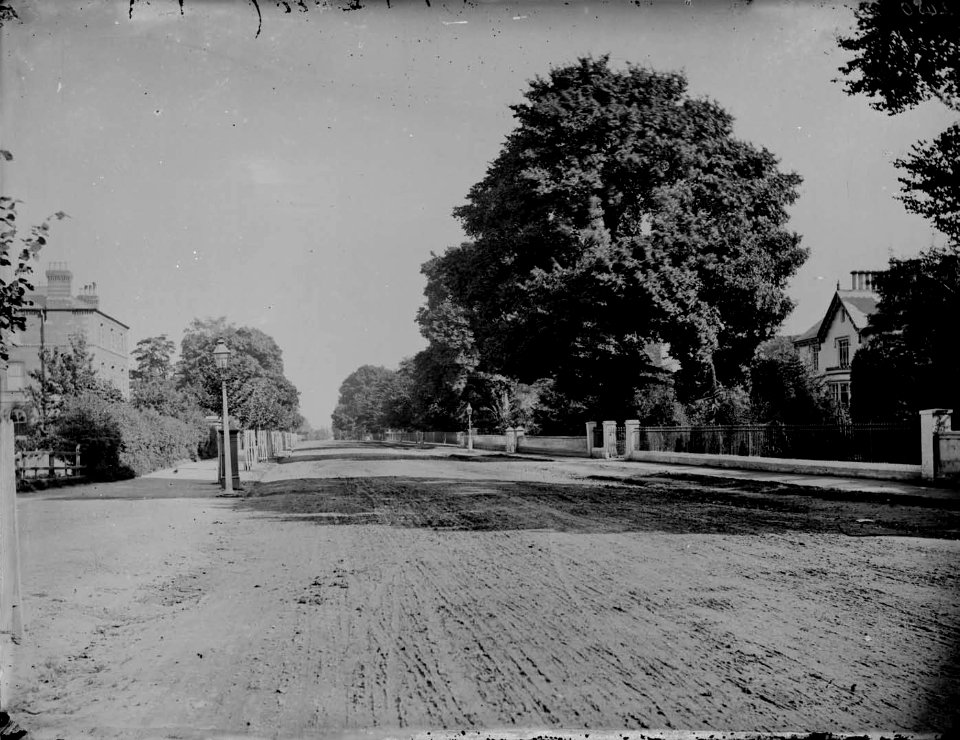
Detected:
[{"left": 9, "top": 441, "right": 960, "bottom": 738}]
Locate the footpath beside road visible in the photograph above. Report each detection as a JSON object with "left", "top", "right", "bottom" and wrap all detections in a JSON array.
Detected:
[
  {"left": 439, "top": 445, "right": 959, "bottom": 503},
  {"left": 141, "top": 456, "right": 272, "bottom": 486},
  {"left": 582, "top": 455, "right": 957, "bottom": 500}
]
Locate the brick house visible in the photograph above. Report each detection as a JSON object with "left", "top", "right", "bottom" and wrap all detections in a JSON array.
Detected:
[
  {"left": 792, "top": 271, "right": 880, "bottom": 409},
  {"left": 2, "top": 263, "right": 131, "bottom": 426}
]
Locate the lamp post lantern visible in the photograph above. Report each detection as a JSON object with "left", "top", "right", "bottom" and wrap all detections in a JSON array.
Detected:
[
  {"left": 212, "top": 340, "right": 234, "bottom": 494},
  {"left": 465, "top": 402, "right": 473, "bottom": 451}
]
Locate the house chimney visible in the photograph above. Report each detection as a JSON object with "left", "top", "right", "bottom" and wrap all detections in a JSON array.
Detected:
[
  {"left": 77, "top": 281, "right": 100, "bottom": 309},
  {"left": 850, "top": 270, "right": 881, "bottom": 292},
  {"left": 45, "top": 261, "right": 73, "bottom": 302}
]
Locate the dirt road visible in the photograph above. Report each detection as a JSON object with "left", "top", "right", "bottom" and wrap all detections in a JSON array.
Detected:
[{"left": 9, "top": 442, "right": 960, "bottom": 738}]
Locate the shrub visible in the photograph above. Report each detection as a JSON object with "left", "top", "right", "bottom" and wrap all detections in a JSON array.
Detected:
[
  {"left": 633, "top": 380, "right": 688, "bottom": 426},
  {"left": 52, "top": 394, "right": 203, "bottom": 480}
]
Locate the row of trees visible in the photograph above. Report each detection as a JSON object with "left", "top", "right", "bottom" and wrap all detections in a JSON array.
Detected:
[
  {"left": 14, "top": 317, "right": 304, "bottom": 478},
  {"left": 130, "top": 317, "right": 304, "bottom": 433},
  {"left": 24, "top": 318, "right": 304, "bottom": 442},
  {"left": 332, "top": 336, "right": 839, "bottom": 437}
]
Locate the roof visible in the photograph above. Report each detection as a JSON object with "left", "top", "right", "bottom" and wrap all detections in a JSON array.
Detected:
[
  {"left": 793, "top": 289, "right": 879, "bottom": 347},
  {"left": 793, "top": 319, "right": 821, "bottom": 345},
  {"left": 839, "top": 293, "right": 878, "bottom": 329},
  {"left": 20, "top": 299, "right": 131, "bottom": 330}
]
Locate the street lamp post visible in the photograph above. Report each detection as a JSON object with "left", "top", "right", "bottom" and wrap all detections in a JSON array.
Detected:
[
  {"left": 465, "top": 402, "right": 473, "bottom": 451},
  {"left": 212, "top": 340, "right": 233, "bottom": 494}
]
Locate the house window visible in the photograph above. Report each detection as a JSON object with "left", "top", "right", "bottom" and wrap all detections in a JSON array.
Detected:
[
  {"left": 837, "top": 337, "right": 850, "bottom": 368},
  {"left": 832, "top": 382, "right": 851, "bottom": 408},
  {"left": 6, "top": 362, "right": 24, "bottom": 391},
  {"left": 810, "top": 345, "right": 819, "bottom": 372},
  {"left": 11, "top": 408, "right": 28, "bottom": 437}
]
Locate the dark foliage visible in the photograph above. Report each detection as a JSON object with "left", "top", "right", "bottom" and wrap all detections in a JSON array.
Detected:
[
  {"left": 177, "top": 317, "right": 302, "bottom": 431},
  {"left": 850, "top": 247, "right": 959, "bottom": 424},
  {"left": 838, "top": 0, "right": 960, "bottom": 241},
  {"left": 52, "top": 394, "right": 203, "bottom": 480},
  {"left": 421, "top": 56, "right": 804, "bottom": 422},
  {"left": 749, "top": 337, "right": 836, "bottom": 424}
]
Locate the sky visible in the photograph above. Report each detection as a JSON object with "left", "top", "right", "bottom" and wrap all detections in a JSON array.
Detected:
[{"left": 1, "top": 0, "right": 954, "bottom": 428}]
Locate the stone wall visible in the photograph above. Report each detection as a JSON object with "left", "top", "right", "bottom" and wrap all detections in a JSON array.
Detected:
[
  {"left": 518, "top": 435, "right": 587, "bottom": 456},
  {"left": 471, "top": 434, "right": 508, "bottom": 452},
  {"left": 938, "top": 431, "right": 960, "bottom": 479}
]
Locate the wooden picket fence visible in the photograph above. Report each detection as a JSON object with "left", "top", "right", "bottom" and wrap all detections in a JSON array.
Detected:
[
  {"left": 238, "top": 429, "right": 299, "bottom": 470},
  {"left": 16, "top": 446, "right": 84, "bottom": 482}
]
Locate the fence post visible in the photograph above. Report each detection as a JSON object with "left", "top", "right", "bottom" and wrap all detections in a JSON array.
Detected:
[
  {"left": 585, "top": 422, "right": 596, "bottom": 457},
  {"left": 602, "top": 420, "right": 617, "bottom": 459},
  {"left": 515, "top": 427, "right": 525, "bottom": 454},
  {"left": 505, "top": 427, "right": 516, "bottom": 454},
  {"left": 624, "top": 419, "right": 640, "bottom": 459},
  {"left": 1, "top": 384, "right": 24, "bottom": 708},
  {"left": 920, "top": 408, "right": 952, "bottom": 480}
]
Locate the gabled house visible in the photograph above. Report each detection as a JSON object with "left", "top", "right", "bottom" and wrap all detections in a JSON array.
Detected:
[{"left": 793, "top": 271, "right": 880, "bottom": 409}]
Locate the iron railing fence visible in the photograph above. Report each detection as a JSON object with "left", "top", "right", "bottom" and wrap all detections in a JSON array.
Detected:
[
  {"left": 615, "top": 425, "right": 627, "bottom": 456},
  {"left": 634, "top": 423, "right": 919, "bottom": 465},
  {"left": 420, "top": 431, "right": 461, "bottom": 446},
  {"left": 365, "top": 430, "right": 462, "bottom": 446}
]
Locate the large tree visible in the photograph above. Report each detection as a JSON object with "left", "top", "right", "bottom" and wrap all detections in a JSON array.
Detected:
[
  {"left": 176, "top": 317, "right": 302, "bottom": 430},
  {"left": 130, "top": 334, "right": 176, "bottom": 381},
  {"left": 850, "top": 247, "right": 958, "bottom": 424},
  {"left": 129, "top": 333, "right": 208, "bottom": 426},
  {"left": 331, "top": 364, "right": 400, "bottom": 437},
  {"left": 838, "top": 0, "right": 960, "bottom": 241},
  {"left": 421, "top": 57, "right": 805, "bottom": 418}
]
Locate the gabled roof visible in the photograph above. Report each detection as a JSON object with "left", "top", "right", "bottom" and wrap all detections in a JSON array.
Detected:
[
  {"left": 793, "top": 289, "right": 879, "bottom": 346},
  {"left": 839, "top": 293, "right": 878, "bottom": 329}
]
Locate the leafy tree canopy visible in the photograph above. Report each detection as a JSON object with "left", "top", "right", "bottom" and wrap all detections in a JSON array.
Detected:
[
  {"left": 131, "top": 334, "right": 176, "bottom": 381},
  {"left": 838, "top": 0, "right": 958, "bottom": 115},
  {"left": 1, "top": 150, "right": 67, "bottom": 362},
  {"left": 850, "top": 246, "right": 959, "bottom": 423},
  {"left": 422, "top": 56, "right": 805, "bottom": 418},
  {"left": 331, "top": 364, "right": 402, "bottom": 436},
  {"left": 837, "top": 0, "right": 960, "bottom": 241},
  {"left": 27, "top": 333, "right": 123, "bottom": 428},
  {"left": 749, "top": 337, "right": 836, "bottom": 425},
  {"left": 176, "top": 317, "right": 301, "bottom": 430}
]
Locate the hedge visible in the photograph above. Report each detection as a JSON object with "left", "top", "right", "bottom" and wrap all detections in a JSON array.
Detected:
[{"left": 53, "top": 394, "right": 206, "bottom": 480}]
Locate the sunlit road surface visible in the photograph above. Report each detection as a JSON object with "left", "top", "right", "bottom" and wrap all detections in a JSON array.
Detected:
[{"left": 10, "top": 441, "right": 959, "bottom": 738}]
